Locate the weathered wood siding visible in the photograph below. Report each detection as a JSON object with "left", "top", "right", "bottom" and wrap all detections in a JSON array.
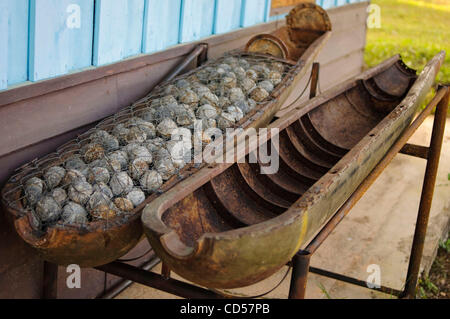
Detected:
[
  {"left": 142, "top": 0, "right": 182, "bottom": 53},
  {"left": 241, "top": 0, "right": 271, "bottom": 27},
  {"left": 1, "top": 0, "right": 276, "bottom": 86},
  {"left": 93, "top": 0, "right": 146, "bottom": 66},
  {"left": 29, "top": 0, "right": 95, "bottom": 81},
  {"left": 214, "top": 0, "right": 243, "bottom": 34},
  {"left": 6, "top": 0, "right": 29, "bottom": 87},
  {"left": 0, "top": 2, "right": 369, "bottom": 299},
  {"left": 0, "top": 0, "right": 370, "bottom": 87},
  {"left": 179, "top": 0, "right": 216, "bottom": 43},
  {"left": 0, "top": 1, "right": 7, "bottom": 90}
]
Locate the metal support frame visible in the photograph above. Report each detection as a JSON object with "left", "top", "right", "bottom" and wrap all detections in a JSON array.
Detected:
[
  {"left": 42, "top": 61, "right": 449, "bottom": 300},
  {"left": 95, "top": 262, "right": 221, "bottom": 299},
  {"left": 288, "top": 83, "right": 449, "bottom": 299}
]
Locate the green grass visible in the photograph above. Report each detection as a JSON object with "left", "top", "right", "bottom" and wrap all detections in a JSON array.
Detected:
[
  {"left": 439, "top": 237, "right": 450, "bottom": 253},
  {"left": 318, "top": 283, "right": 333, "bottom": 299},
  {"left": 365, "top": 0, "right": 450, "bottom": 85}
]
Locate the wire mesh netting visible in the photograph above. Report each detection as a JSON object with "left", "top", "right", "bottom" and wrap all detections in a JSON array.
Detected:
[{"left": 2, "top": 51, "right": 296, "bottom": 234}]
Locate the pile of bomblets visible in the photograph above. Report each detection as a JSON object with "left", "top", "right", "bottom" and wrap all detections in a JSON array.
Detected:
[{"left": 22, "top": 55, "right": 288, "bottom": 228}]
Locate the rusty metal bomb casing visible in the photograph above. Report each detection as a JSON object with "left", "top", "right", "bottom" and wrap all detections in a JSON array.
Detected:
[
  {"left": 246, "top": 3, "right": 332, "bottom": 61},
  {"left": 141, "top": 52, "right": 445, "bottom": 288}
]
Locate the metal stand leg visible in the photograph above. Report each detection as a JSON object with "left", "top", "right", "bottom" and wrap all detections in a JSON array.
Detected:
[
  {"left": 96, "top": 262, "right": 220, "bottom": 299},
  {"left": 403, "top": 87, "right": 449, "bottom": 298},
  {"left": 309, "top": 63, "right": 320, "bottom": 99},
  {"left": 162, "top": 44, "right": 208, "bottom": 83},
  {"left": 288, "top": 251, "right": 311, "bottom": 299},
  {"left": 161, "top": 262, "right": 171, "bottom": 280},
  {"left": 43, "top": 261, "right": 58, "bottom": 299}
]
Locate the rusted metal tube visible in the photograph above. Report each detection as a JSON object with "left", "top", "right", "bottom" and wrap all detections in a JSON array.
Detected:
[
  {"left": 96, "top": 262, "right": 222, "bottom": 299},
  {"left": 162, "top": 44, "right": 208, "bottom": 83},
  {"left": 309, "top": 267, "right": 404, "bottom": 297},
  {"left": 309, "top": 62, "right": 320, "bottom": 99},
  {"left": 97, "top": 257, "right": 161, "bottom": 299},
  {"left": 161, "top": 262, "right": 171, "bottom": 280},
  {"left": 288, "top": 251, "right": 311, "bottom": 299},
  {"left": 43, "top": 261, "right": 58, "bottom": 299},
  {"left": 305, "top": 86, "right": 449, "bottom": 255},
  {"left": 403, "top": 86, "right": 450, "bottom": 298},
  {"left": 399, "top": 143, "right": 429, "bottom": 159}
]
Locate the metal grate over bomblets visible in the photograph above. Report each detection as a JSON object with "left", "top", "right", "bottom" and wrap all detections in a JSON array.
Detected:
[{"left": 2, "top": 52, "right": 295, "bottom": 233}]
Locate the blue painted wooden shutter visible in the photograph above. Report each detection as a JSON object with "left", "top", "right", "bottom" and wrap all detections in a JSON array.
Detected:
[
  {"left": 241, "top": 0, "right": 271, "bottom": 27},
  {"left": 214, "top": 0, "right": 243, "bottom": 34},
  {"left": 0, "top": 2, "right": 8, "bottom": 90},
  {"left": 142, "top": 0, "right": 182, "bottom": 53},
  {"left": 93, "top": 0, "right": 145, "bottom": 66},
  {"left": 29, "top": 0, "right": 94, "bottom": 81},
  {"left": 179, "top": 0, "right": 216, "bottom": 43},
  {"left": 6, "top": 0, "right": 29, "bottom": 87}
]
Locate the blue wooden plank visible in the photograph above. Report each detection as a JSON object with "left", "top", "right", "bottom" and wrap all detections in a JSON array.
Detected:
[
  {"left": 214, "top": 0, "right": 242, "bottom": 34},
  {"left": 29, "top": 0, "right": 94, "bottom": 82},
  {"left": 0, "top": 2, "right": 8, "bottom": 90},
  {"left": 241, "top": 0, "right": 267, "bottom": 27},
  {"left": 336, "top": 0, "right": 348, "bottom": 6},
  {"left": 269, "top": 13, "right": 286, "bottom": 22},
  {"left": 264, "top": 0, "right": 272, "bottom": 22},
  {"left": 93, "top": 0, "right": 145, "bottom": 66},
  {"left": 321, "top": 0, "right": 335, "bottom": 9},
  {"left": 180, "top": 0, "right": 216, "bottom": 43},
  {"left": 7, "top": 0, "right": 29, "bottom": 86},
  {"left": 142, "top": 0, "right": 181, "bottom": 53}
]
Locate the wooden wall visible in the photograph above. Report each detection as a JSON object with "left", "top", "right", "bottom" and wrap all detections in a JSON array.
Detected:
[
  {"left": 0, "top": 2, "right": 370, "bottom": 298},
  {"left": 0, "top": 0, "right": 276, "bottom": 88},
  {"left": 0, "top": 0, "right": 369, "bottom": 89}
]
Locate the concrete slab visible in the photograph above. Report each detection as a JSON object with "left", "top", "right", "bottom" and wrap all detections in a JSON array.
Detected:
[{"left": 115, "top": 116, "right": 450, "bottom": 299}]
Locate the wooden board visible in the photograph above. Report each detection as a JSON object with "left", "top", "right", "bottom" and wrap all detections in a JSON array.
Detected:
[
  {"left": 328, "top": 1, "right": 369, "bottom": 32},
  {"left": 319, "top": 49, "right": 364, "bottom": 89},
  {"left": 316, "top": 22, "right": 366, "bottom": 65},
  {"left": 142, "top": 0, "right": 182, "bottom": 53},
  {"left": 28, "top": 0, "right": 94, "bottom": 81},
  {"left": 336, "top": 0, "right": 349, "bottom": 6},
  {"left": 319, "top": 0, "right": 336, "bottom": 9},
  {"left": 241, "top": 0, "right": 272, "bottom": 27},
  {"left": 0, "top": 57, "right": 185, "bottom": 158},
  {"left": 214, "top": 0, "right": 243, "bottom": 34},
  {"left": 179, "top": 0, "right": 216, "bottom": 43},
  {"left": 1, "top": 0, "right": 366, "bottom": 87},
  {"left": 6, "top": 0, "right": 29, "bottom": 86},
  {"left": 0, "top": 2, "right": 7, "bottom": 90},
  {"left": 93, "top": 0, "right": 145, "bottom": 66}
]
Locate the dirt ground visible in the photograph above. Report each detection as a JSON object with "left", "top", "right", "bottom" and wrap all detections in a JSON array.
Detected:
[{"left": 418, "top": 233, "right": 450, "bottom": 299}]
